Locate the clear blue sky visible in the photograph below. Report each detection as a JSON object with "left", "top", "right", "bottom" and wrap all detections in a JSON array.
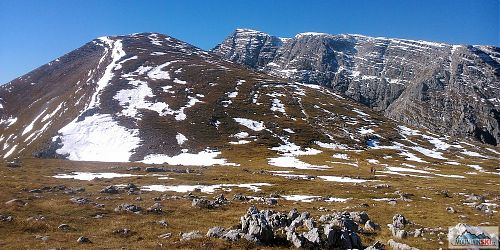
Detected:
[{"left": 1, "top": 0, "right": 498, "bottom": 84}]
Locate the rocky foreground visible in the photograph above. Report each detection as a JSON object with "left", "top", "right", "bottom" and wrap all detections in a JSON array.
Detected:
[{"left": 1, "top": 159, "right": 498, "bottom": 249}]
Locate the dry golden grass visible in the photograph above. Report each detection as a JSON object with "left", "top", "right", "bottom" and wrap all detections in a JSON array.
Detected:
[{"left": 0, "top": 153, "right": 498, "bottom": 249}]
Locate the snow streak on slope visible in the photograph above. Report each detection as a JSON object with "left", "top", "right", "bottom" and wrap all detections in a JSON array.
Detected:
[{"left": 54, "top": 38, "right": 141, "bottom": 162}]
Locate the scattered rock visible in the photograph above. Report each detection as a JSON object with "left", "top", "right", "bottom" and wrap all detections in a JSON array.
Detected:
[
  {"left": 58, "top": 224, "right": 71, "bottom": 231},
  {"left": 206, "top": 226, "right": 226, "bottom": 238},
  {"left": 222, "top": 229, "right": 242, "bottom": 241},
  {"left": 77, "top": 236, "right": 91, "bottom": 244},
  {"left": 364, "top": 220, "right": 381, "bottom": 232},
  {"left": 35, "top": 235, "right": 50, "bottom": 241},
  {"left": 157, "top": 220, "right": 168, "bottom": 227},
  {"left": 350, "top": 211, "right": 370, "bottom": 224},
  {"left": 146, "top": 202, "right": 163, "bottom": 214},
  {"left": 158, "top": 233, "right": 172, "bottom": 239},
  {"left": 29, "top": 189, "right": 42, "bottom": 193},
  {"left": 145, "top": 167, "right": 165, "bottom": 172},
  {"left": 127, "top": 166, "right": 141, "bottom": 171},
  {"left": 5, "top": 160, "right": 21, "bottom": 168},
  {"left": 286, "top": 230, "right": 305, "bottom": 248},
  {"left": 414, "top": 228, "right": 423, "bottom": 237},
  {"left": 5, "top": 199, "right": 26, "bottom": 207},
  {"left": 233, "top": 193, "right": 250, "bottom": 201},
  {"left": 266, "top": 198, "right": 278, "bottom": 205},
  {"left": 303, "top": 227, "right": 321, "bottom": 245},
  {"left": 0, "top": 215, "right": 14, "bottom": 222},
  {"left": 192, "top": 198, "right": 212, "bottom": 209},
  {"left": 392, "top": 214, "right": 409, "bottom": 229},
  {"left": 70, "top": 197, "right": 90, "bottom": 205},
  {"left": 387, "top": 239, "right": 419, "bottom": 250},
  {"left": 240, "top": 206, "right": 274, "bottom": 243},
  {"left": 112, "top": 228, "right": 133, "bottom": 237},
  {"left": 365, "top": 241, "right": 385, "bottom": 250},
  {"left": 180, "top": 231, "right": 202, "bottom": 241},
  {"left": 466, "top": 194, "right": 485, "bottom": 203},
  {"left": 100, "top": 185, "right": 119, "bottom": 194},
  {"left": 114, "top": 203, "right": 142, "bottom": 213}
]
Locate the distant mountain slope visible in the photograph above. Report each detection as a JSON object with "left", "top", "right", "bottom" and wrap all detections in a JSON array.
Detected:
[
  {"left": 213, "top": 29, "right": 500, "bottom": 146},
  {"left": 0, "top": 32, "right": 498, "bottom": 167}
]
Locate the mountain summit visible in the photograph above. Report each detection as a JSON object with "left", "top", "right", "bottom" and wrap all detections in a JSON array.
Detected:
[
  {"left": 0, "top": 32, "right": 498, "bottom": 167},
  {"left": 213, "top": 29, "right": 500, "bottom": 146}
]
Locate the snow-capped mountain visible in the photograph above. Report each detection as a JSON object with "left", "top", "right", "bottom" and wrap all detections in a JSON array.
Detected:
[
  {"left": 213, "top": 29, "right": 500, "bottom": 146},
  {"left": 0, "top": 32, "right": 498, "bottom": 166}
]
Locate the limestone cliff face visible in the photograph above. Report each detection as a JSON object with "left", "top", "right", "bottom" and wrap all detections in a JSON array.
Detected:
[{"left": 213, "top": 30, "right": 500, "bottom": 146}]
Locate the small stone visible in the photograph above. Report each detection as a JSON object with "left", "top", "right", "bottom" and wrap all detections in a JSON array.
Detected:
[
  {"left": 35, "top": 235, "right": 50, "bottom": 241},
  {"left": 145, "top": 167, "right": 165, "bottom": 172},
  {"left": 206, "top": 226, "right": 226, "bottom": 238},
  {"left": 180, "top": 231, "right": 202, "bottom": 241},
  {"left": 58, "top": 224, "right": 71, "bottom": 231},
  {"left": 113, "top": 228, "right": 133, "bottom": 237},
  {"left": 147, "top": 202, "right": 163, "bottom": 214},
  {"left": 191, "top": 198, "right": 213, "bottom": 209},
  {"left": 365, "top": 241, "right": 385, "bottom": 250},
  {"left": 222, "top": 229, "right": 242, "bottom": 241},
  {"left": 364, "top": 220, "right": 381, "bottom": 232},
  {"left": 70, "top": 197, "right": 90, "bottom": 205},
  {"left": 0, "top": 215, "right": 14, "bottom": 222},
  {"left": 114, "top": 203, "right": 142, "bottom": 213},
  {"left": 392, "top": 214, "right": 408, "bottom": 229},
  {"left": 446, "top": 207, "right": 455, "bottom": 213},
  {"left": 157, "top": 220, "right": 168, "bottom": 227},
  {"left": 414, "top": 228, "right": 423, "bottom": 237},
  {"left": 266, "top": 198, "right": 278, "bottom": 205},
  {"left": 77, "top": 236, "right": 91, "bottom": 244},
  {"left": 127, "top": 166, "right": 141, "bottom": 171},
  {"left": 5, "top": 199, "right": 26, "bottom": 206},
  {"left": 302, "top": 228, "right": 321, "bottom": 244},
  {"left": 158, "top": 233, "right": 172, "bottom": 239},
  {"left": 100, "top": 185, "right": 119, "bottom": 194},
  {"left": 29, "top": 189, "right": 42, "bottom": 193}
]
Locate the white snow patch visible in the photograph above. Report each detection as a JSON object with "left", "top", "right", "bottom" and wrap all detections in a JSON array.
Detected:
[
  {"left": 460, "top": 150, "right": 486, "bottom": 158},
  {"left": 318, "top": 176, "right": 371, "bottom": 183},
  {"left": 55, "top": 114, "right": 140, "bottom": 162},
  {"left": 332, "top": 154, "right": 349, "bottom": 160},
  {"left": 142, "top": 149, "right": 235, "bottom": 166},
  {"left": 3, "top": 145, "right": 17, "bottom": 158},
  {"left": 270, "top": 98, "right": 286, "bottom": 114},
  {"left": 282, "top": 195, "right": 320, "bottom": 203},
  {"left": 268, "top": 156, "right": 329, "bottom": 170},
  {"left": 176, "top": 133, "right": 187, "bottom": 145},
  {"left": 140, "top": 183, "right": 271, "bottom": 193},
  {"left": 233, "top": 118, "right": 265, "bottom": 131},
  {"left": 147, "top": 61, "right": 174, "bottom": 80},
  {"left": 53, "top": 172, "right": 140, "bottom": 181}
]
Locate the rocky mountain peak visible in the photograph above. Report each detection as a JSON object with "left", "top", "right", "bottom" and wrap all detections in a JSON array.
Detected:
[{"left": 213, "top": 29, "right": 500, "bottom": 146}]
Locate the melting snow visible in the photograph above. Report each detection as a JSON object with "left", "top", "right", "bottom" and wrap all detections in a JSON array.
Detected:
[
  {"left": 55, "top": 114, "right": 140, "bottom": 162},
  {"left": 270, "top": 98, "right": 286, "bottom": 114},
  {"left": 142, "top": 149, "right": 235, "bottom": 166},
  {"left": 318, "top": 176, "right": 371, "bottom": 183},
  {"left": 332, "top": 154, "right": 349, "bottom": 160},
  {"left": 233, "top": 118, "right": 266, "bottom": 131},
  {"left": 140, "top": 183, "right": 271, "bottom": 193},
  {"left": 147, "top": 61, "right": 174, "bottom": 80},
  {"left": 53, "top": 172, "right": 140, "bottom": 181},
  {"left": 268, "top": 156, "right": 329, "bottom": 170},
  {"left": 176, "top": 133, "right": 187, "bottom": 145},
  {"left": 282, "top": 195, "right": 320, "bottom": 203}
]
